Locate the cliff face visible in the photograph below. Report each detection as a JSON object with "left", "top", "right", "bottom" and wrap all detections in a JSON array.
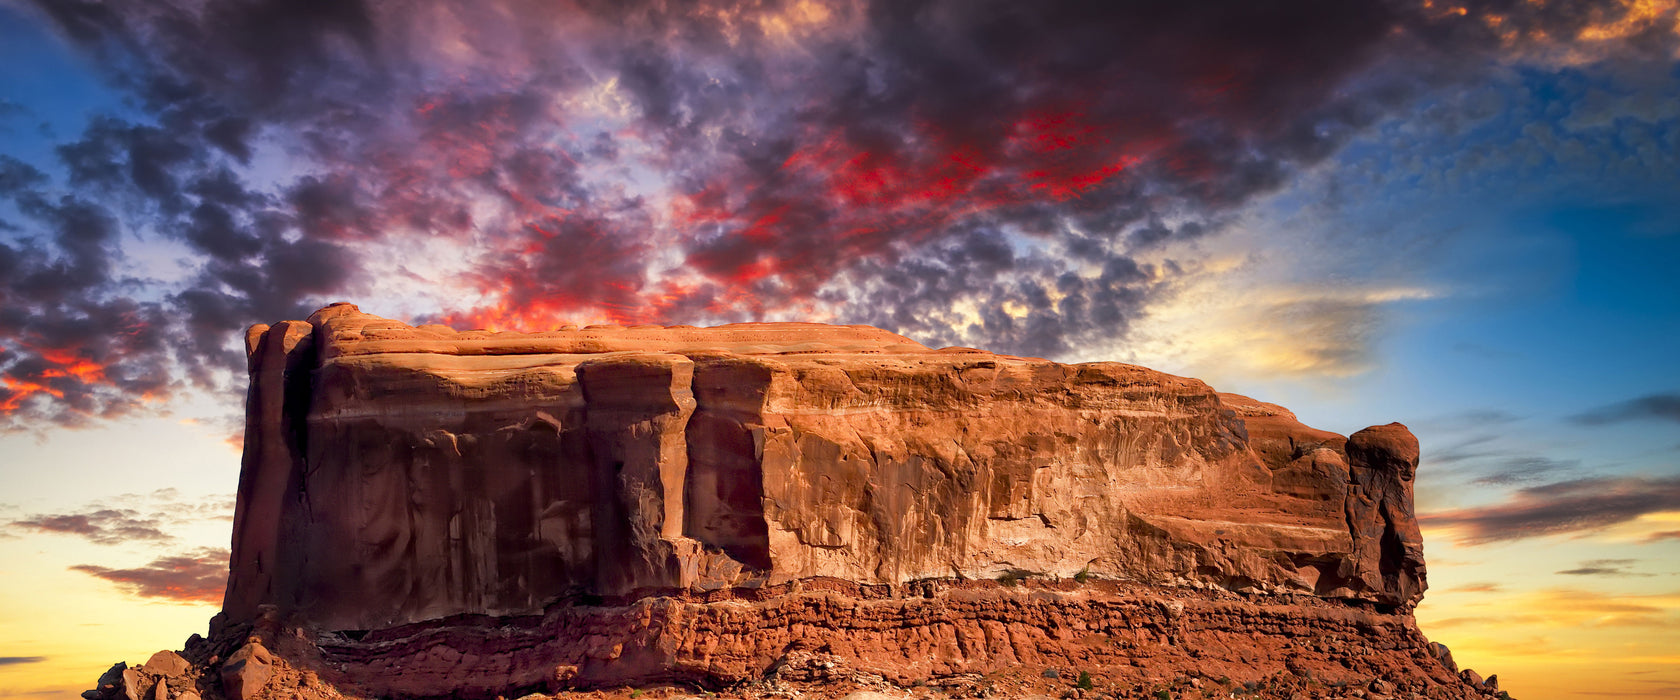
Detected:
[{"left": 225, "top": 304, "right": 1425, "bottom": 635}]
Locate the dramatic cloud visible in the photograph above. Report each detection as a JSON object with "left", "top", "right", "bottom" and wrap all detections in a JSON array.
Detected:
[
  {"left": 70, "top": 546, "right": 228, "bottom": 604},
  {"left": 1, "top": 0, "right": 1675, "bottom": 429},
  {"left": 1557, "top": 558, "right": 1653, "bottom": 576},
  {"left": 1571, "top": 392, "right": 1680, "bottom": 426},
  {"left": 1421, "top": 475, "right": 1680, "bottom": 544}
]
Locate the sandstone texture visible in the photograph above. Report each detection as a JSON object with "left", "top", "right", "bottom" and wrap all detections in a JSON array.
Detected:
[{"left": 91, "top": 304, "right": 1500, "bottom": 700}]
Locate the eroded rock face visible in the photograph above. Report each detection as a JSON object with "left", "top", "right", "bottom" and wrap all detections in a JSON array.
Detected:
[{"left": 226, "top": 304, "right": 1426, "bottom": 636}]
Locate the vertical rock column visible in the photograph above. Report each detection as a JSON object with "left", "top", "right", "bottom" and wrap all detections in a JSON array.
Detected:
[
  {"left": 1344, "top": 423, "right": 1427, "bottom": 606},
  {"left": 223, "top": 321, "right": 313, "bottom": 622},
  {"left": 578, "top": 354, "right": 700, "bottom": 595},
  {"left": 685, "top": 357, "right": 777, "bottom": 579}
]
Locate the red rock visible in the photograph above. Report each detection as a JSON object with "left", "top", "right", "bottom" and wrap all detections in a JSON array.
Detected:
[
  {"left": 115, "top": 304, "right": 1498, "bottom": 698},
  {"left": 119, "top": 668, "right": 143, "bottom": 700},
  {"left": 219, "top": 639, "right": 273, "bottom": 700},
  {"left": 1429, "top": 641, "right": 1458, "bottom": 673},
  {"left": 226, "top": 305, "right": 1427, "bottom": 631},
  {"left": 1345, "top": 424, "right": 1427, "bottom": 606},
  {"left": 142, "top": 650, "right": 190, "bottom": 678}
]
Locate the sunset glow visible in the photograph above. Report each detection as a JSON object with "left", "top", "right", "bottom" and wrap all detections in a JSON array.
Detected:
[{"left": 1, "top": 0, "right": 1677, "bottom": 697}]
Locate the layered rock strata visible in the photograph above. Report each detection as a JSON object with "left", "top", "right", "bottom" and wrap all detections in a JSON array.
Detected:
[{"left": 97, "top": 304, "right": 1486, "bottom": 699}]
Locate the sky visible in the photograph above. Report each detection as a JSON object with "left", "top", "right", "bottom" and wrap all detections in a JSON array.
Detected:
[{"left": 0, "top": 0, "right": 1676, "bottom": 697}]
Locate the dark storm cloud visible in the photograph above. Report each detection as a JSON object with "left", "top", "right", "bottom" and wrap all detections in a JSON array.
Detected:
[
  {"left": 826, "top": 226, "right": 1163, "bottom": 359},
  {"left": 1571, "top": 392, "right": 1680, "bottom": 426},
  {"left": 70, "top": 546, "right": 229, "bottom": 603},
  {"left": 1421, "top": 475, "right": 1680, "bottom": 545},
  {"left": 3, "top": 0, "right": 1674, "bottom": 426},
  {"left": 0, "top": 152, "right": 176, "bottom": 427}
]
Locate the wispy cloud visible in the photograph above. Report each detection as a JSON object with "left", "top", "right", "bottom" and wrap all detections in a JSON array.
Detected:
[
  {"left": 70, "top": 547, "right": 228, "bottom": 604},
  {"left": 0, "top": 657, "right": 46, "bottom": 666},
  {"left": 1421, "top": 475, "right": 1680, "bottom": 545},
  {"left": 9, "top": 509, "right": 169, "bottom": 544},
  {"left": 1472, "top": 455, "right": 1582, "bottom": 486},
  {"left": 1558, "top": 559, "right": 1654, "bottom": 577},
  {"left": 1571, "top": 392, "right": 1680, "bottom": 426},
  {"left": 6, "top": 490, "right": 234, "bottom": 545},
  {"left": 1446, "top": 581, "right": 1504, "bottom": 594},
  {"left": 1429, "top": 588, "right": 1680, "bottom": 630}
]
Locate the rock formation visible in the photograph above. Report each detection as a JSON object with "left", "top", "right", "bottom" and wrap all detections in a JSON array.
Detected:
[{"left": 88, "top": 304, "right": 1501, "bottom": 700}]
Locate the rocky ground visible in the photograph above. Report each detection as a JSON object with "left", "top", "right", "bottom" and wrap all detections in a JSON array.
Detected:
[
  {"left": 88, "top": 644, "right": 1510, "bottom": 700},
  {"left": 85, "top": 583, "right": 1509, "bottom": 700}
]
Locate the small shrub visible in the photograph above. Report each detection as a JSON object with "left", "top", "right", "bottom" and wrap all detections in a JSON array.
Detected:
[
  {"left": 1154, "top": 689, "right": 1171, "bottom": 700},
  {"left": 996, "top": 568, "right": 1039, "bottom": 586},
  {"left": 1076, "top": 671, "right": 1094, "bottom": 690},
  {"left": 1073, "top": 568, "right": 1092, "bottom": 583}
]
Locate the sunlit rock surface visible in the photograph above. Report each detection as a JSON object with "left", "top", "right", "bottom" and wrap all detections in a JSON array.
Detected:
[
  {"left": 225, "top": 303, "right": 1426, "bottom": 633},
  {"left": 83, "top": 304, "right": 1504, "bottom": 699}
]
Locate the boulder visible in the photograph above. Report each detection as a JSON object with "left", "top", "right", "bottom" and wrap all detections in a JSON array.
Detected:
[
  {"left": 119, "top": 668, "right": 144, "bottom": 700},
  {"left": 94, "top": 663, "right": 125, "bottom": 697},
  {"left": 1429, "top": 641, "right": 1458, "bottom": 673},
  {"left": 142, "top": 650, "right": 190, "bottom": 678},
  {"left": 220, "top": 639, "right": 273, "bottom": 700}
]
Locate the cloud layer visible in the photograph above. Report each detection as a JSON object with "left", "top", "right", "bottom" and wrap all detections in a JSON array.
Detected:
[
  {"left": 1422, "top": 475, "right": 1680, "bottom": 544},
  {"left": 5, "top": 490, "right": 234, "bottom": 545},
  {"left": 1, "top": 0, "right": 1676, "bottom": 429}
]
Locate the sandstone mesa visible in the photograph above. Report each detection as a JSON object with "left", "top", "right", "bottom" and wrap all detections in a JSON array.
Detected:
[{"left": 86, "top": 304, "right": 1503, "bottom": 700}]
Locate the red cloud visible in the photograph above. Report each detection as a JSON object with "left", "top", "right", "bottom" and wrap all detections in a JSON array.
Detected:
[{"left": 71, "top": 548, "right": 229, "bottom": 604}]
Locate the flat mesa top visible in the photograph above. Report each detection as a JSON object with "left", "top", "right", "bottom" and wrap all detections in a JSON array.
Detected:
[{"left": 264, "top": 303, "right": 993, "bottom": 361}]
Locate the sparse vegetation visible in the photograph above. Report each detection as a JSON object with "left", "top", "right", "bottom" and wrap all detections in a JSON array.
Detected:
[
  {"left": 1076, "top": 671, "right": 1094, "bottom": 690},
  {"left": 996, "top": 568, "right": 1041, "bottom": 586},
  {"left": 1073, "top": 567, "right": 1092, "bottom": 583}
]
